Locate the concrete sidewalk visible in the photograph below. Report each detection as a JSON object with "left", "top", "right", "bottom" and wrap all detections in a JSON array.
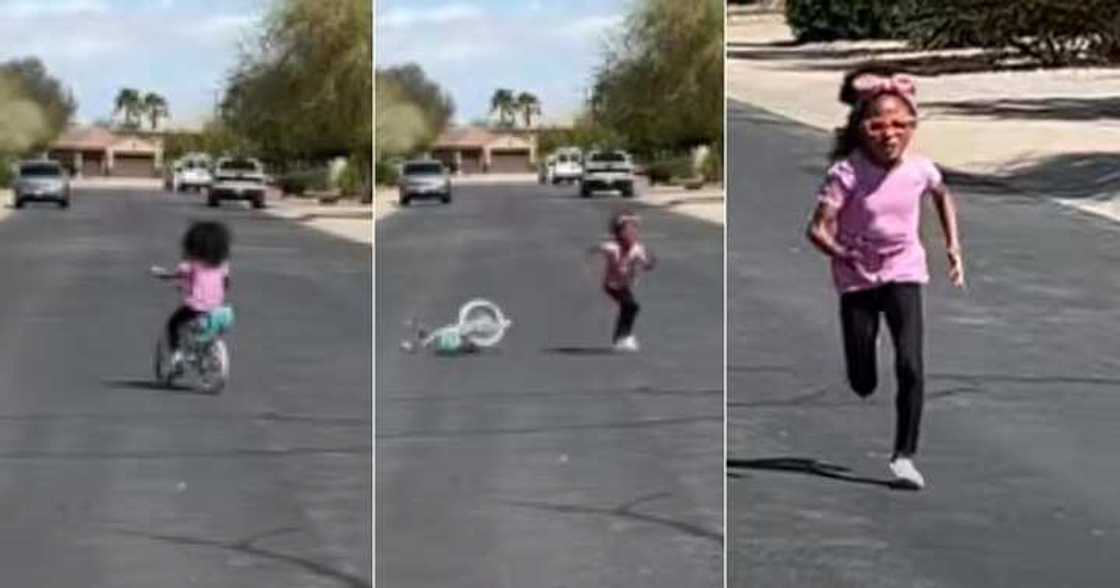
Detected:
[
  {"left": 265, "top": 195, "right": 371, "bottom": 245},
  {"left": 728, "top": 13, "right": 1120, "bottom": 223}
]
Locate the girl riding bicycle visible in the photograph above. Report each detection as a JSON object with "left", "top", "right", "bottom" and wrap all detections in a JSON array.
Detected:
[{"left": 151, "top": 221, "right": 232, "bottom": 369}]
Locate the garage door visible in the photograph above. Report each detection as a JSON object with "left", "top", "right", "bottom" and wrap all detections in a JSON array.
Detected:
[
  {"left": 112, "top": 154, "right": 155, "bottom": 177},
  {"left": 81, "top": 152, "right": 104, "bottom": 177},
  {"left": 489, "top": 150, "right": 530, "bottom": 173},
  {"left": 460, "top": 150, "right": 483, "bottom": 174}
]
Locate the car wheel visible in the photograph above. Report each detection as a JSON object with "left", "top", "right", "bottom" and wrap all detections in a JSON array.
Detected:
[
  {"left": 251, "top": 196, "right": 265, "bottom": 209},
  {"left": 13, "top": 198, "right": 23, "bottom": 209},
  {"left": 59, "top": 200, "right": 70, "bottom": 209},
  {"left": 621, "top": 185, "right": 635, "bottom": 198},
  {"left": 207, "top": 196, "right": 220, "bottom": 207},
  {"left": 441, "top": 193, "right": 451, "bottom": 204},
  {"left": 580, "top": 187, "right": 591, "bottom": 199},
  {"left": 399, "top": 193, "right": 411, "bottom": 206}
]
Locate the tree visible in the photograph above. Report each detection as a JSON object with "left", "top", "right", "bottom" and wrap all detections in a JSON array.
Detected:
[
  {"left": 375, "top": 76, "right": 431, "bottom": 158},
  {"left": 515, "top": 92, "right": 541, "bottom": 128},
  {"left": 0, "top": 57, "right": 76, "bottom": 150},
  {"left": 142, "top": 92, "right": 169, "bottom": 130},
  {"left": 114, "top": 87, "right": 142, "bottom": 129},
  {"left": 376, "top": 64, "right": 455, "bottom": 151},
  {"left": 589, "top": 0, "right": 723, "bottom": 157},
  {"left": 221, "top": 0, "right": 372, "bottom": 165},
  {"left": 490, "top": 89, "right": 516, "bottom": 127}
]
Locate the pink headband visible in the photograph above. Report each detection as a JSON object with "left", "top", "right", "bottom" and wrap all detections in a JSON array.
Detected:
[{"left": 851, "top": 73, "right": 918, "bottom": 115}]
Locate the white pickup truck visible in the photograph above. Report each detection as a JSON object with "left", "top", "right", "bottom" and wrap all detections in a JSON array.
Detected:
[
  {"left": 209, "top": 157, "right": 267, "bottom": 209},
  {"left": 579, "top": 150, "right": 635, "bottom": 198}
]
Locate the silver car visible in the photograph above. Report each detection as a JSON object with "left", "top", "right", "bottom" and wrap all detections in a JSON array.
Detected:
[
  {"left": 209, "top": 157, "right": 267, "bottom": 209},
  {"left": 398, "top": 160, "right": 451, "bottom": 206},
  {"left": 14, "top": 160, "right": 70, "bottom": 209}
]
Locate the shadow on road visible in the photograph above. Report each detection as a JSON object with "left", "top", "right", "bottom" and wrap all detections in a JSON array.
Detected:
[
  {"left": 502, "top": 492, "right": 722, "bottom": 543},
  {"left": 103, "top": 378, "right": 205, "bottom": 395},
  {"left": 542, "top": 346, "right": 617, "bottom": 356},
  {"left": 945, "top": 152, "right": 1120, "bottom": 201},
  {"left": 727, "top": 457, "right": 915, "bottom": 490}
]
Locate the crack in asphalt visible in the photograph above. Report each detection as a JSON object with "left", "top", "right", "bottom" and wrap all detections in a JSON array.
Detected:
[
  {"left": 111, "top": 526, "right": 370, "bottom": 587},
  {"left": 501, "top": 491, "right": 722, "bottom": 544},
  {"left": 377, "top": 415, "right": 722, "bottom": 441}
]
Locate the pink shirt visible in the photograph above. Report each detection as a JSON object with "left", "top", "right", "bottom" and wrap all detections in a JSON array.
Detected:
[
  {"left": 600, "top": 241, "right": 650, "bottom": 290},
  {"left": 817, "top": 151, "right": 943, "bottom": 293},
  {"left": 177, "top": 260, "right": 229, "bottom": 311}
]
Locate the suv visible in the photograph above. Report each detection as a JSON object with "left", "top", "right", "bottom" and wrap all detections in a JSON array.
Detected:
[
  {"left": 550, "top": 149, "right": 582, "bottom": 184},
  {"left": 171, "top": 154, "right": 213, "bottom": 192},
  {"left": 209, "top": 157, "right": 267, "bottom": 208},
  {"left": 14, "top": 160, "right": 70, "bottom": 209},
  {"left": 398, "top": 160, "right": 451, "bottom": 206},
  {"left": 580, "top": 150, "right": 635, "bottom": 198}
]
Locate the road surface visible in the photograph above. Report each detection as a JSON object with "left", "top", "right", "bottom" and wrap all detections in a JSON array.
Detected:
[
  {"left": 0, "top": 188, "right": 371, "bottom": 586},
  {"left": 728, "top": 101, "right": 1120, "bottom": 587},
  {"left": 376, "top": 181, "right": 723, "bottom": 587}
]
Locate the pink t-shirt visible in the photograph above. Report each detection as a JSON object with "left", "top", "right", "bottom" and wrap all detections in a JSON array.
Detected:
[
  {"left": 177, "top": 260, "right": 229, "bottom": 311},
  {"left": 600, "top": 241, "right": 650, "bottom": 290},
  {"left": 817, "top": 151, "right": 944, "bottom": 293}
]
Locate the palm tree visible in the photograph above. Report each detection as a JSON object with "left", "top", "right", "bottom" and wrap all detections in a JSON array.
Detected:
[
  {"left": 489, "top": 89, "right": 516, "bottom": 127},
  {"left": 114, "top": 88, "right": 142, "bottom": 129},
  {"left": 142, "top": 92, "right": 169, "bottom": 130},
  {"left": 515, "top": 92, "right": 541, "bottom": 128}
]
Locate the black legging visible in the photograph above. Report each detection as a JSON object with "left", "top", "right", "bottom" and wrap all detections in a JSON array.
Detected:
[
  {"left": 167, "top": 306, "right": 204, "bottom": 351},
  {"left": 839, "top": 282, "right": 924, "bottom": 457},
  {"left": 605, "top": 285, "right": 640, "bottom": 342}
]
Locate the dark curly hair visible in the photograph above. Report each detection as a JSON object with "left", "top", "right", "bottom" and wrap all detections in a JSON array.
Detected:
[
  {"left": 609, "top": 210, "right": 639, "bottom": 237},
  {"left": 182, "top": 221, "right": 231, "bottom": 266}
]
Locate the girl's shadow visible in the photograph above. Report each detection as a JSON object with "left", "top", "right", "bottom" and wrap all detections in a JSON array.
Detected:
[
  {"left": 542, "top": 346, "right": 617, "bottom": 356},
  {"left": 727, "top": 457, "right": 915, "bottom": 490}
]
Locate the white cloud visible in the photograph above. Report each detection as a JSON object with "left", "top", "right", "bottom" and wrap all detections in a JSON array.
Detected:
[
  {"left": 4, "top": 0, "right": 110, "bottom": 18},
  {"left": 379, "top": 3, "right": 484, "bottom": 30}
]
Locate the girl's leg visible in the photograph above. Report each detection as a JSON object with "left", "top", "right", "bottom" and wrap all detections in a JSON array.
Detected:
[
  {"left": 166, "top": 306, "right": 200, "bottom": 351},
  {"left": 616, "top": 287, "right": 640, "bottom": 340},
  {"left": 883, "top": 283, "right": 925, "bottom": 457},
  {"left": 839, "top": 288, "right": 881, "bottom": 397}
]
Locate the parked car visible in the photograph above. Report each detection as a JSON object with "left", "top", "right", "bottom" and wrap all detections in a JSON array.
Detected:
[
  {"left": 580, "top": 150, "right": 635, "bottom": 198},
  {"left": 209, "top": 157, "right": 267, "bottom": 208},
  {"left": 550, "top": 148, "right": 583, "bottom": 184},
  {"left": 14, "top": 160, "right": 70, "bottom": 209},
  {"left": 172, "top": 155, "right": 213, "bottom": 192},
  {"left": 398, "top": 160, "right": 451, "bottom": 206}
]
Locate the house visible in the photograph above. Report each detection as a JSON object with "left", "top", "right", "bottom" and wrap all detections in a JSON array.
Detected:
[
  {"left": 430, "top": 127, "right": 537, "bottom": 174},
  {"left": 48, "top": 126, "right": 165, "bottom": 178}
]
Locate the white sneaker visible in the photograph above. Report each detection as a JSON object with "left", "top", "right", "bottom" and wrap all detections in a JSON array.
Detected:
[
  {"left": 614, "top": 335, "right": 640, "bottom": 352},
  {"left": 889, "top": 457, "right": 925, "bottom": 489}
]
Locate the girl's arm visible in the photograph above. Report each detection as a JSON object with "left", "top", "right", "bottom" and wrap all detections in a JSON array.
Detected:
[
  {"left": 930, "top": 183, "right": 965, "bottom": 288},
  {"left": 806, "top": 202, "right": 858, "bottom": 261}
]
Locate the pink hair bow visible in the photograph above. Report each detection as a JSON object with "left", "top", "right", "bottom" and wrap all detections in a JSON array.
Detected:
[{"left": 851, "top": 73, "right": 918, "bottom": 113}]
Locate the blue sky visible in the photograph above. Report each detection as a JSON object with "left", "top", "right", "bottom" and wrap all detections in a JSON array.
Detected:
[
  {"left": 376, "top": 0, "right": 630, "bottom": 125},
  {"left": 0, "top": 0, "right": 269, "bottom": 129}
]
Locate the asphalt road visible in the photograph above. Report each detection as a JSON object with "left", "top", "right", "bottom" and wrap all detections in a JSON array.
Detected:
[
  {"left": 376, "top": 181, "right": 723, "bottom": 586},
  {"left": 728, "top": 101, "right": 1120, "bottom": 587},
  {"left": 0, "top": 187, "right": 371, "bottom": 586}
]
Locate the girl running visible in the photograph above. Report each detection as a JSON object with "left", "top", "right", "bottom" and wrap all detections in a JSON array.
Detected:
[
  {"left": 151, "top": 221, "right": 232, "bottom": 368},
  {"left": 806, "top": 72, "right": 965, "bottom": 489},
  {"left": 590, "top": 211, "right": 656, "bottom": 352}
]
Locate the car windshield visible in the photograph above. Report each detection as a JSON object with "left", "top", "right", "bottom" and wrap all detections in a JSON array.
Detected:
[
  {"left": 590, "top": 152, "right": 627, "bottom": 162},
  {"left": 404, "top": 162, "right": 444, "bottom": 175},
  {"left": 20, "top": 163, "right": 62, "bottom": 177},
  {"left": 219, "top": 160, "right": 259, "bottom": 172}
]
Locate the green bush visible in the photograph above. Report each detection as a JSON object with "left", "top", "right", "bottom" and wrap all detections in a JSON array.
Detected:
[
  {"left": 702, "top": 150, "right": 723, "bottom": 184},
  {"left": 904, "top": 0, "right": 1120, "bottom": 65},
  {"left": 0, "top": 156, "right": 13, "bottom": 189},
  {"left": 785, "top": 0, "right": 913, "bottom": 42},
  {"left": 647, "top": 156, "right": 695, "bottom": 186},
  {"left": 278, "top": 168, "right": 330, "bottom": 196},
  {"left": 375, "top": 159, "right": 399, "bottom": 186}
]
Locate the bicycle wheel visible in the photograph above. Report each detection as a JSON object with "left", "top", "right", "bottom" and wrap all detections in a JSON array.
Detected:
[
  {"left": 197, "top": 339, "right": 229, "bottom": 394},
  {"left": 457, "top": 299, "right": 510, "bottom": 347}
]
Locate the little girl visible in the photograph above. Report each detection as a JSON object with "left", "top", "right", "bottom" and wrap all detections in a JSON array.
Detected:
[
  {"left": 590, "top": 211, "right": 655, "bottom": 352},
  {"left": 806, "top": 72, "right": 964, "bottom": 489},
  {"left": 152, "top": 221, "right": 232, "bottom": 366}
]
